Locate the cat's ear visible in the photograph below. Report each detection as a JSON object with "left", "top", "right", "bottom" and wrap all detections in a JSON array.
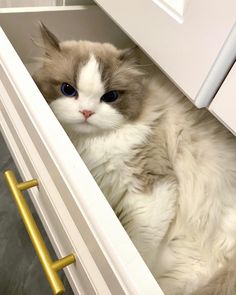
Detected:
[
  {"left": 119, "top": 46, "right": 139, "bottom": 63},
  {"left": 35, "top": 22, "right": 61, "bottom": 56}
]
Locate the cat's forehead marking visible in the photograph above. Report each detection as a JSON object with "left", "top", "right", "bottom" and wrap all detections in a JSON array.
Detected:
[{"left": 77, "top": 54, "right": 104, "bottom": 96}]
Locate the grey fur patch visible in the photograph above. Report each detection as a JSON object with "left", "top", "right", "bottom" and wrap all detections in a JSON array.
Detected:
[
  {"left": 96, "top": 46, "right": 146, "bottom": 121},
  {"left": 191, "top": 253, "right": 236, "bottom": 295},
  {"left": 126, "top": 120, "right": 176, "bottom": 193},
  {"left": 39, "top": 22, "right": 61, "bottom": 53},
  {"left": 33, "top": 40, "right": 91, "bottom": 102},
  {"left": 106, "top": 62, "right": 146, "bottom": 121}
]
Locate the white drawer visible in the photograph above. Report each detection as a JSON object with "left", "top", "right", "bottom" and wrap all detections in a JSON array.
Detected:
[
  {"left": 94, "top": 0, "right": 236, "bottom": 108},
  {"left": 0, "top": 6, "right": 162, "bottom": 295},
  {"left": 209, "top": 62, "right": 236, "bottom": 136}
]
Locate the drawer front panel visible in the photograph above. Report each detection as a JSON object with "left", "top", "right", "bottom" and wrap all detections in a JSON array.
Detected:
[
  {"left": 95, "top": 0, "right": 236, "bottom": 108},
  {"left": 209, "top": 63, "right": 236, "bottom": 136},
  {"left": 0, "top": 58, "right": 110, "bottom": 295},
  {"left": 0, "top": 7, "right": 163, "bottom": 294}
]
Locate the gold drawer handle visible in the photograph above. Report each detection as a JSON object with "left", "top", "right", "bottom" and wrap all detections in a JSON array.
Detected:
[{"left": 4, "top": 170, "right": 76, "bottom": 295}]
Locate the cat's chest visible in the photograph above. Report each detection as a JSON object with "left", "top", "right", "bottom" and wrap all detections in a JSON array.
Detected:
[
  {"left": 80, "top": 140, "right": 128, "bottom": 178},
  {"left": 74, "top": 124, "right": 150, "bottom": 204}
]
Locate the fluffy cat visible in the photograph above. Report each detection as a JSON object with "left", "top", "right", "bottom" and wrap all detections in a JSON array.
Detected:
[{"left": 33, "top": 23, "right": 236, "bottom": 295}]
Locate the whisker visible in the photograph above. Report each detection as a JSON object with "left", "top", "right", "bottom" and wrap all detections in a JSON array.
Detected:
[{"left": 135, "top": 63, "right": 153, "bottom": 68}]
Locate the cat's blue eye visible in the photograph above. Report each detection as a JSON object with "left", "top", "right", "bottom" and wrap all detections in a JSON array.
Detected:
[
  {"left": 101, "top": 90, "right": 119, "bottom": 103},
  {"left": 61, "top": 82, "right": 78, "bottom": 97}
]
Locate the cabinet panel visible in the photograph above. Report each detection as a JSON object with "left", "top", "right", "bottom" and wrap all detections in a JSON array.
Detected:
[
  {"left": 95, "top": 0, "right": 236, "bottom": 107},
  {"left": 209, "top": 63, "right": 236, "bottom": 136}
]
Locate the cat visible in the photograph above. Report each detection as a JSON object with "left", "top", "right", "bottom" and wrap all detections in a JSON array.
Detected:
[{"left": 33, "top": 23, "right": 236, "bottom": 295}]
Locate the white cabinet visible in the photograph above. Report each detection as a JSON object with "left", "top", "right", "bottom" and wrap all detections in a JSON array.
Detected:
[
  {"left": 94, "top": 0, "right": 236, "bottom": 108},
  {"left": 0, "top": 6, "right": 162, "bottom": 295},
  {"left": 0, "top": 2, "right": 235, "bottom": 295},
  {"left": 209, "top": 62, "right": 236, "bottom": 136}
]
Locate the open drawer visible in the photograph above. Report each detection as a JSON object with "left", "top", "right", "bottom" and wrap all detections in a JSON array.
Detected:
[{"left": 0, "top": 6, "right": 163, "bottom": 295}]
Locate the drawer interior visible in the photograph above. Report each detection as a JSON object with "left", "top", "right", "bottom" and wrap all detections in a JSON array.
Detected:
[{"left": 0, "top": 5, "right": 134, "bottom": 73}]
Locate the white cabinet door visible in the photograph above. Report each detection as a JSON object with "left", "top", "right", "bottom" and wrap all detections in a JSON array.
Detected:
[
  {"left": 94, "top": 0, "right": 236, "bottom": 108},
  {"left": 209, "top": 62, "right": 236, "bottom": 136},
  {"left": 0, "top": 6, "right": 163, "bottom": 295}
]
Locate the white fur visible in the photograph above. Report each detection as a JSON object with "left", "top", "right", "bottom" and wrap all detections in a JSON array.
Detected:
[
  {"left": 74, "top": 122, "right": 152, "bottom": 205},
  {"left": 117, "top": 182, "right": 178, "bottom": 270},
  {"left": 77, "top": 54, "right": 104, "bottom": 99}
]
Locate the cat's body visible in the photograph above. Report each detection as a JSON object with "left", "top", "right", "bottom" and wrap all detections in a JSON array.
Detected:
[
  {"left": 34, "top": 24, "right": 236, "bottom": 295},
  {"left": 72, "top": 78, "right": 236, "bottom": 295}
]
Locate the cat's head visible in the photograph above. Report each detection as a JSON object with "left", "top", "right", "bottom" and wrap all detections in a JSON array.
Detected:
[{"left": 33, "top": 23, "right": 146, "bottom": 135}]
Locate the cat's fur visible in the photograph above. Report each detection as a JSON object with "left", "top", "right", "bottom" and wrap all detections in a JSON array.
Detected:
[{"left": 33, "top": 24, "right": 236, "bottom": 295}]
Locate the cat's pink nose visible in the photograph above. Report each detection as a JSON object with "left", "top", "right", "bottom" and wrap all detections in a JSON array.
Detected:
[{"left": 80, "top": 110, "right": 94, "bottom": 119}]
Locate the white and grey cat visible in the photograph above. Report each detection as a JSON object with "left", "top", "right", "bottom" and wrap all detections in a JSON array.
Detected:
[{"left": 33, "top": 24, "right": 236, "bottom": 295}]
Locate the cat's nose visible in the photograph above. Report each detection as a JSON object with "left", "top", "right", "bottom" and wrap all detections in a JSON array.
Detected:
[{"left": 80, "top": 110, "right": 94, "bottom": 119}]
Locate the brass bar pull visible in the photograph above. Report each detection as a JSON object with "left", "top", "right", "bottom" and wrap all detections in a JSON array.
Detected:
[{"left": 4, "top": 170, "right": 76, "bottom": 295}]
